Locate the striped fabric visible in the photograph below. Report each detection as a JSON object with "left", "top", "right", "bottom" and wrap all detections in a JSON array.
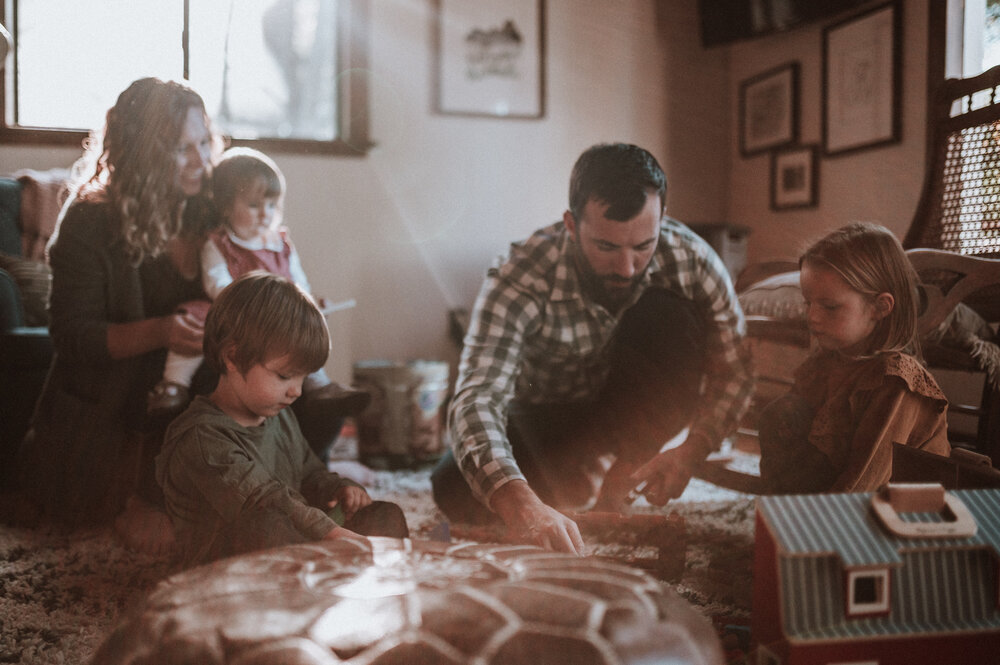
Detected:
[{"left": 759, "top": 490, "right": 1000, "bottom": 641}]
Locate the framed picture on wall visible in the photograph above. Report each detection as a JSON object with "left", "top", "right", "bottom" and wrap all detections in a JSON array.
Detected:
[
  {"left": 771, "top": 145, "right": 819, "bottom": 210},
  {"left": 822, "top": 1, "right": 902, "bottom": 156},
  {"left": 433, "top": 0, "right": 546, "bottom": 118},
  {"left": 739, "top": 62, "right": 799, "bottom": 157}
]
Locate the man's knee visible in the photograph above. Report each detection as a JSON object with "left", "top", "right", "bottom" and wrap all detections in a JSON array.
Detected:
[{"left": 613, "top": 289, "right": 706, "bottom": 386}]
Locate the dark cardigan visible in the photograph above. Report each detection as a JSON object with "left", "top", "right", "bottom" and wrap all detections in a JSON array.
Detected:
[{"left": 18, "top": 199, "right": 210, "bottom": 524}]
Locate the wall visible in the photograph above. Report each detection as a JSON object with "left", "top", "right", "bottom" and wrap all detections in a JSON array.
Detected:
[
  {"left": 0, "top": 0, "right": 729, "bottom": 382},
  {"left": 725, "top": 0, "right": 930, "bottom": 264}
]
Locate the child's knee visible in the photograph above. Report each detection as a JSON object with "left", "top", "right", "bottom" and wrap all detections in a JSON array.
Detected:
[
  {"left": 758, "top": 394, "right": 813, "bottom": 448},
  {"left": 346, "top": 501, "right": 409, "bottom": 539}
]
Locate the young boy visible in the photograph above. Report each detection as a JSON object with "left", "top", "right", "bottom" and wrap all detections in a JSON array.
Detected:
[{"left": 156, "top": 272, "right": 407, "bottom": 566}]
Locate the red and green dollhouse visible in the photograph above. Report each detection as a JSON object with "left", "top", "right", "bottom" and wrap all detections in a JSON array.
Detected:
[{"left": 753, "top": 485, "right": 1000, "bottom": 665}]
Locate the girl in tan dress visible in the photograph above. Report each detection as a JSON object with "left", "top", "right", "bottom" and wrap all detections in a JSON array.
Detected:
[{"left": 757, "top": 222, "right": 951, "bottom": 494}]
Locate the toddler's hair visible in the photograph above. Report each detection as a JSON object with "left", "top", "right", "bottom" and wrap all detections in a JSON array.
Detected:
[
  {"left": 212, "top": 147, "right": 285, "bottom": 216},
  {"left": 204, "top": 271, "right": 329, "bottom": 376},
  {"left": 800, "top": 222, "right": 918, "bottom": 354}
]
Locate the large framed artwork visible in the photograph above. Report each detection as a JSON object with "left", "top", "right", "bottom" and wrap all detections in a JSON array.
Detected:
[
  {"left": 434, "top": 0, "right": 545, "bottom": 119},
  {"left": 822, "top": 1, "right": 902, "bottom": 156},
  {"left": 739, "top": 62, "right": 799, "bottom": 157}
]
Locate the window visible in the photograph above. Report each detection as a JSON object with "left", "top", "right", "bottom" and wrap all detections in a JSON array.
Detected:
[
  {"left": 957, "top": 0, "right": 1000, "bottom": 77},
  {"left": 846, "top": 568, "right": 890, "bottom": 617},
  {"left": 1, "top": 0, "right": 371, "bottom": 155},
  {"left": 920, "top": 2, "right": 1000, "bottom": 256}
]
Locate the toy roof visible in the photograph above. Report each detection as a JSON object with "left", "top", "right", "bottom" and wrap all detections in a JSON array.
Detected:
[
  {"left": 759, "top": 490, "right": 1000, "bottom": 641},
  {"left": 758, "top": 489, "right": 1000, "bottom": 568}
]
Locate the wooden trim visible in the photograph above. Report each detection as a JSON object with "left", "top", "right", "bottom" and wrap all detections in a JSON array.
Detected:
[
  {"left": 0, "top": 0, "right": 373, "bottom": 156},
  {"left": 926, "top": 0, "right": 946, "bottom": 156}
]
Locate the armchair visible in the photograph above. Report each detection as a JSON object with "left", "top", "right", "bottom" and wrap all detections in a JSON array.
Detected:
[{"left": 0, "top": 171, "right": 67, "bottom": 488}]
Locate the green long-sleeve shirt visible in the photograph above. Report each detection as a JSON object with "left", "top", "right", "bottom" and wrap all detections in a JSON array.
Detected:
[{"left": 156, "top": 396, "right": 360, "bottom": 563}]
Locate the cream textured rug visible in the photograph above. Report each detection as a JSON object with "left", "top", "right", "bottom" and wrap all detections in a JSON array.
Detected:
[{"left": 0, "top": 464, "right": 756, "bottom": 665}]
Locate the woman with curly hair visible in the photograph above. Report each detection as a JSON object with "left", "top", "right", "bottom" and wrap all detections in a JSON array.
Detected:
[{"left": 17, "top": 77, "right": 221, "bottom": 553}]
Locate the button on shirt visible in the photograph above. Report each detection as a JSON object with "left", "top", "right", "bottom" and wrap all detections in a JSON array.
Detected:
[{"left": 448, "top": 218, "right": 754, "bottom": 505}]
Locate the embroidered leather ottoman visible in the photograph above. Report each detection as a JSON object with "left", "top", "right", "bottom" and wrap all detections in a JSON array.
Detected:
[{"left": 91, "top": 538, "right": 723, "bottom": 664}]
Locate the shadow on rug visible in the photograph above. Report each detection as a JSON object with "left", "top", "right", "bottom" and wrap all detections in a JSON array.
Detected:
[{"left": 0, "top": 468, "right": 756, "bottom": 665}]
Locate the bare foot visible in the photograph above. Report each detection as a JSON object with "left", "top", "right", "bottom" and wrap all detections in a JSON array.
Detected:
[{"left": 114, "top": 495, "right": 176, "bottom": 557}]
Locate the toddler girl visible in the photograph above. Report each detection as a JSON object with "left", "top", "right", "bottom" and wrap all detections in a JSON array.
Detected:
[
  {"left": 147, "top": 147, "right": 368, "bottom": 424},
  {"left": 757, "top": 222, "right": 951, "bottom": 494}
]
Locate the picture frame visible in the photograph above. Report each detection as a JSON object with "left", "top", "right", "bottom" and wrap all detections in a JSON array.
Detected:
[
  {"left": 771, "top": 144, "right": 819, "bottom": 210},
  {"left": 739, "top": 62, "right": 799, "bottom": 157},
  {"left": 433, "top": 0, "right": 545, "bottom": 119},
  {"left": 822, "top": 1, "right": 902, "bottom": 156}
]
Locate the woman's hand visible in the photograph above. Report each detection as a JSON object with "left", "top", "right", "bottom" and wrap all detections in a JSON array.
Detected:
[
  {"left": 163, "top": 310, "right": 205, "bottom": 357},
  {"left": 106, "top": 308, "right": 204, "bottom": 360},
  {"left": 328, "top": 485, "right": 372, "bottom": 522}
]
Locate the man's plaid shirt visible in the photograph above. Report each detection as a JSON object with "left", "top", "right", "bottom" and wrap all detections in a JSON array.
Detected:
[{"left": 448, "top": 218, "right": 754, "bottom": 506}]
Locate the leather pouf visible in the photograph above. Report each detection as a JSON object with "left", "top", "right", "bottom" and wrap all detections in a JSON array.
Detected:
[{"left": 90, "top": 538, "right": 724, "bottom": 665}]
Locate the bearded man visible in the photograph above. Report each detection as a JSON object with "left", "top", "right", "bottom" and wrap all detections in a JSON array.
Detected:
[{"left": 431, "top": 143, "right": 753, "bottom": 553}]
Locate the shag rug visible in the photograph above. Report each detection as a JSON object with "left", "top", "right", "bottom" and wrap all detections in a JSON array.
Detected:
[{"left": 0, "top": 459, "right": 757, "bottom": 665}]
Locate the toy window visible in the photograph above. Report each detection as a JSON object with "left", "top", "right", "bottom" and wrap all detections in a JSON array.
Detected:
[{"left": 847, "top": 568, "right": 890, "bottom": 616}]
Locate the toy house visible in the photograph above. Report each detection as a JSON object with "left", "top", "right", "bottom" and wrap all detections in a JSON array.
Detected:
[{"left": 753, "top": 484, "right": 1000, "bottom": 665}]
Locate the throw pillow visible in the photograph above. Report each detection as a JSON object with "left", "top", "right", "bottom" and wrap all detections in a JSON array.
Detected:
[
  {"left": 0, "top": 252, "right": 51, "bottom": 327},
  {"left": 738, "top": 271, "right": 805, "bottom": 320}
]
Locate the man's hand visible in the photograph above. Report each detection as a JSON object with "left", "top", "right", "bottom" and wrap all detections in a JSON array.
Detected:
[
  {"left": 490, "top": 480, "right": 584, "bottom": 554},
  {"left": 328, "top": 485, "right": 372, "bottom": 522},
  {"left": 629, "top": 433, "right": 713, "bottom": 506}
]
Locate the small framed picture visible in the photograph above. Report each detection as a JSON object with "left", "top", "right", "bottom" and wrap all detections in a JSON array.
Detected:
[
  {"left": 822, "top": 1, "right": 902, "bottom": 155},
  {"left": 771, "top": 145, "right": 819, "bottom": 211},
  {"left": 739, "top": 62, "right": 799, "bottom": 157},
  {"left": 433, "top": 0, "right": 546, "bottom": 119}
]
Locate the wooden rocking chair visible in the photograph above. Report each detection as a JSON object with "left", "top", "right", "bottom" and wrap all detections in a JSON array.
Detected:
[{"left": 691, "top": 248, "right": 1000, "bottom": 495}]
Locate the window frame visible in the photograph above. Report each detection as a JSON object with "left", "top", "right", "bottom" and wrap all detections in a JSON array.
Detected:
[
  {"left": 845, "top": 568, "right": 891, "bottom": 617},
  {"left": 0, "top": 0, "right": 373, "bottom": 156}
]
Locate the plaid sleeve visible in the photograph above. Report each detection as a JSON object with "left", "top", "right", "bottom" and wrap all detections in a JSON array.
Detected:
[
  {"left": 685, "top": 248, "right": 755, "bottom": 447},
  {"left": 447, "top": 274, "right": 541, "bottom": 506}
]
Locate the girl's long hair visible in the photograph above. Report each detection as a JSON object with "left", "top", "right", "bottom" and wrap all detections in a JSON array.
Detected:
[
  {"left": 68, "top": 77, "right": 218, "bottom": 265},
  {"left": 800, "top": 222, "right": 919, "bottom": 355}
]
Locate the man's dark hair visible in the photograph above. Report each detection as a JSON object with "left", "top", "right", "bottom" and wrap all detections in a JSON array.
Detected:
[{"left": 568, "top": 143, "right": 667, "bottom": 222}]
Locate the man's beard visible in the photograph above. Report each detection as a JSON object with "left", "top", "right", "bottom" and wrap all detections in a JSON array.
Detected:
[{"left": 572, "top": 243, "right": 645, "bottom": 312}]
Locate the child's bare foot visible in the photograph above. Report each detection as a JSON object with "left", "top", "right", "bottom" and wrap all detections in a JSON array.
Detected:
[{"left": 114, "top": 495, "right": 176, "bottom": 557}]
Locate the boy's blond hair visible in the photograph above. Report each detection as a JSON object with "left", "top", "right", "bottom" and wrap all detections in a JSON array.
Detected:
[
  {"left": 800, "top": 222, "right": 918, "bottom": 355},
  {"left": 204, "top": 271, "right": 329, "bottom": 376}
]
